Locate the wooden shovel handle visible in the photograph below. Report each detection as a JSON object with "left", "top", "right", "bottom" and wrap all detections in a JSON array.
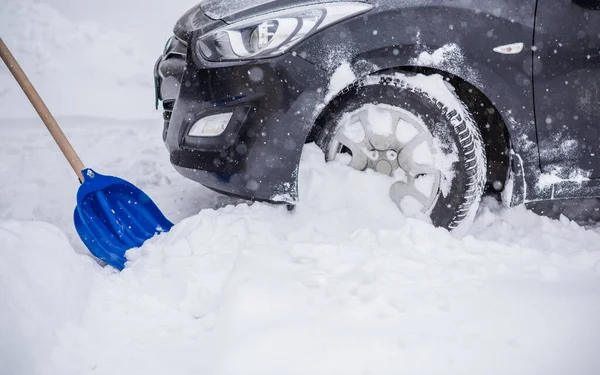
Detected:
[{"left": 0, "top": 38, "right": 85, "bottom": 182}]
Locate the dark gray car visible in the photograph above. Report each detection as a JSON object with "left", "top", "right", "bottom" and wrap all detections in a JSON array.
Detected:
[{"left": 154, "top": 0, "right": 600, "bottom": 230}]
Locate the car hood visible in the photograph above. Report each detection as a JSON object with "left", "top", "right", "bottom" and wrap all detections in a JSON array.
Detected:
[
  {"left": 201, "top": 0, "right": 369, "bottom": 22},
  {"left": 201, "top": 0, "right": 278, "bottom": 19},
  {"left": 175, "top": 0, "right": 370, "bottom": 40},
  {"left": 173, "top": 3, "right": 224, "bottom": 41}
]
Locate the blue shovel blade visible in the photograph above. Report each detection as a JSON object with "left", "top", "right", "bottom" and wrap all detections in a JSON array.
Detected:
[{"left": 74, "top": 168, "right": 173, "bottom": 270}]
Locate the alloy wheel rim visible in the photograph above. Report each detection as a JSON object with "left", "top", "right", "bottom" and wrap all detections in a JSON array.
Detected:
[{"left": 327, "top": 104, "right": 442, "bottom": 215}]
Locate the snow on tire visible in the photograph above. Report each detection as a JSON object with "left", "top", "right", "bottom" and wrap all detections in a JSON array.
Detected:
[{"left": 316, "top": 72, "right": 487, "bottom": 233}]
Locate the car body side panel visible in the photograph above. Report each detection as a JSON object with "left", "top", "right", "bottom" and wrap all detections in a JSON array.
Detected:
[{"left": 533, "top": 1, "right": 600, "bottom": 179}]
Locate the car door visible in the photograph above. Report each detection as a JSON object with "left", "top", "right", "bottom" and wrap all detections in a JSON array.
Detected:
[{"left": 534, "top": 0, "right": 600, "bottom": 178}]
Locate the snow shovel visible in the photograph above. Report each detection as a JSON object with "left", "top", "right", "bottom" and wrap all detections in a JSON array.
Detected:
[{"left": 0, "top": 38, "right": 173, "bottom": 270}]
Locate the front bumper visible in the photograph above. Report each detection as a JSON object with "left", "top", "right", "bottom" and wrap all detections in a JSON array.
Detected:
[{"left": 155, "top": 38, "right": 328, "bottom": 203}]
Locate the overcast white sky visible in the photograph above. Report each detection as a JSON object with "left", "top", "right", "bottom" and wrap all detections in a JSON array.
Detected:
[
  {"left": 44, "top": 0, "right": 199, "bottom": 53},
  {"left": 0, "top": 0, "right": 201, "bottom": 119}
]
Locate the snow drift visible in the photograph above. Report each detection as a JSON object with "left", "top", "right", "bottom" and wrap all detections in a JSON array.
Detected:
[
  {"left": 2, "top": 145, "right": 600, "bottom": 375},
  {"left": 0, "top": 221, "right": 93, "bottom": 374}
]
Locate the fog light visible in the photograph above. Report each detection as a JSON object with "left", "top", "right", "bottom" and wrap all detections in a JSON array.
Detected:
[{"left": 188, "top": 112, "right": 233, "bottom": 137}]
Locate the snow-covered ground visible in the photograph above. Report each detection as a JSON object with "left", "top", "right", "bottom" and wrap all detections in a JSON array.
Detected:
[{"left": 2, "top": 2, "right": 600, "bottom": 375}]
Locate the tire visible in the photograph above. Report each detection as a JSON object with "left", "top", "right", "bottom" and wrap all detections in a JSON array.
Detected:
[{"left": 315, "top": 72, "right": 487, "bottom": 232}]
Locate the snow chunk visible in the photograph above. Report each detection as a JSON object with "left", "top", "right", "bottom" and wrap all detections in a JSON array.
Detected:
[
  {"left": 410, "top": 43, "right": 482, "bottom": 87},
  {"left": 412, "top": 43, "right": 462, "bottom": 66},
  {"left": 325, "top": 62, "right": 357, "bottom": 103},
  {"left": 365, "top": 105, "right": 395, "bottom": 136}
]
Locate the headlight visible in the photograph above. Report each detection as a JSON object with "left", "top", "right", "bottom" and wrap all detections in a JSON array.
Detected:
[{"left": 196, "top": 2, "right": 373, "bottom": 61}]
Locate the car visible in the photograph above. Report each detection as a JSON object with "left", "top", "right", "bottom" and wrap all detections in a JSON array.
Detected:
[{"left": 154, "top": 0, "right": 600, "bottom": 231}]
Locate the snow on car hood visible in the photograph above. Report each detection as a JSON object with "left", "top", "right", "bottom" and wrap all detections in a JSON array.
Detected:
[
  {"left": 201, "top": 0, "right": 365, "bottom": 21},
  {"left": 201, "top": 0, "right": 276, "bottom": 19},
  {"left": 200, "top": 0, "right": 534, "bottom": 27}
]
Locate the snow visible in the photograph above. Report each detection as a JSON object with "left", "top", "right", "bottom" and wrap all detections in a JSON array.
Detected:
[
  {"left": 502, "top": 170, "right": 515, "bottom": 207},
  {"left": 0, "top": 220, "right": 94, "bottom": 375},
  {"left": 537, "top": 167, "right": 592, "bottom": 190},
  {"left": 412, "top": 44, "right": 462, "bottom": 66},
  {"left": 341, "top": 117, "right": 366, "bottom": 144},
  {"left": 324, "top": 61, "right": 357, "bottom": 103},
  {"left": 2, "top": 2, "right": 600, "bottom": 375},
  {"left": 432, "top": 136, "right": 459, "bottom": 198},
  {"left": 0, "top": 0, "right": 197, "bottom": 120},
  {"left": 412, "top": 142, "right": 434, "bottom": 165},
  {"left": 202, "top": 0, "right": 277, "bottom": 19},
  {"left": 3, "top": 125, "right": 600, "bottom": 374},
  {"left": 396, "top": 117, "right": 419, "bottom": 143},
  {"left": 365, "top": 105, "right": 395, "bottom": 136},
  {"left": 409, "top": 43, "right": 483, "bottom": 88}
]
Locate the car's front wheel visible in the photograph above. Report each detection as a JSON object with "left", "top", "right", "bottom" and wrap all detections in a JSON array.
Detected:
[{"left": 316, "top": 73, "right": 487, "bottom": 232}]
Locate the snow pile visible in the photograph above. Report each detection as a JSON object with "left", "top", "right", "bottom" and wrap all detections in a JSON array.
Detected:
[
  {"left": 2, "top": 144, "right": 599, "bottom": 375},
  {"left": 0, "top": 1, "right": 158, "bottom": 119},
  {"left": 0, "top": 221, "right": 94, "bottom": 375}
]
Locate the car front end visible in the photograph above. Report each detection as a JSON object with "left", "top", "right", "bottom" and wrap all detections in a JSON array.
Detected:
[{"left": 154, "top": 1, "right": 373, "bottom": 203}]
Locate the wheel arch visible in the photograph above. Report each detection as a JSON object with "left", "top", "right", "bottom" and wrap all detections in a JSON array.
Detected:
[{"left": 307, "top": 61, "right": 525, "bottom": 206}]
